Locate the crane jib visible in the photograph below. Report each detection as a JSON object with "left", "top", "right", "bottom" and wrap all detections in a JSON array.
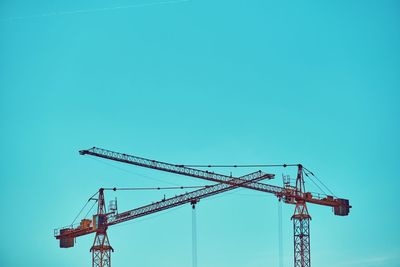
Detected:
[
  {"left": 79, "top": 147, "right": 351, "bottom": 215},
  {"left": 79, "top": 147, "right": 282, "bottom": 194},
  {"left": 54, "top": 171, "right": 273, "bottom": 243},
  {"left": 109, "top": 171, "right": 273, "bottom": 225}
]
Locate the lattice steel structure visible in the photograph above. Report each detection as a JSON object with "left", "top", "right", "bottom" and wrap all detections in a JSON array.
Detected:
[
  {"left": 55, "top": 170, "right": 273, "bottom": 266},
  {"left": 91, "top": 231, "right": 113, "bottom": 267},
  {"left": 91, "top": 189, "right": 114, "bottom": 267},
  {"left": 290, "top": 165, "right": 311, "bottom": 267},
  {"left": 292, "top": 201, "right": 311, "bottom": 267},
  {"left": 55, "top": 147, "right": 351, "bottom": 267}
]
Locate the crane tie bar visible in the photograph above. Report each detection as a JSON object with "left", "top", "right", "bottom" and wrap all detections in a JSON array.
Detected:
[{"left": 103, "top": 186, "right": 210, "bottom": 191}]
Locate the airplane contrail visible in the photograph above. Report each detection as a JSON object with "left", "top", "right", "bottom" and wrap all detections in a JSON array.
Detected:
[{"left": 1, "top": 0, "right": 191, "bottom": 22}]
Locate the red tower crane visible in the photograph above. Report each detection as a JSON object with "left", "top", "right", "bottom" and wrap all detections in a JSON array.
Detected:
[
  {"left": 55, "top": 147, "right": 351, "bottom": 267},
  {"left": 55, "top": 168, "right": 274, "bottom": 266}
]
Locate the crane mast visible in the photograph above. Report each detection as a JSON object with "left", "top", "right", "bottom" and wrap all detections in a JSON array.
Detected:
[
  {"left": 91, "top": 188, "right": 113, "bottom": 267},
  {"left": 292, "top": 164, "right": 311, "bottom": 267}
]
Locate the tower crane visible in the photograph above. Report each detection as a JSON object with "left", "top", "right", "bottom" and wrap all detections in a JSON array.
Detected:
[
  {"left": 55, "top": 167, "right": 274, "bottom": 266},
  {"left": 55, "top": 147, "right": 351, "bottom": 267}
]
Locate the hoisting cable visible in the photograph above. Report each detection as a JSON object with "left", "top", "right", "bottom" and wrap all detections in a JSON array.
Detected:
[
  {"left": 88, "top": 156, "right": 181, "bottom": 186},
  {"left": 302, "top": 170, "right": 328, "bottom": 196},
  {"left": 71, "top": 200, "right": 90, "bottom": 225},
  {"left": 103, "top": 185, "right": 209, "bottom": 191},
  {"left": 71, "top": 190, "right": 99, "bottom": 225},
  {"left": 303, "top": 167, "right": 336, "bottom": 197},
  {"left": 181, "top": 164, "right": 300, "bottom": 168},
  {"left": 278, "top": 199, "right": 283, "bottom": 267},
  {"left": 192, "top": 201, "right": 198, "bottom": 267},
  {"left": 84, "top": 199, "right": 98, "bottom": 219}
]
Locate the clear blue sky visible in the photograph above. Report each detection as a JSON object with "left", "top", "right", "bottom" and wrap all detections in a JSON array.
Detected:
[{"left": 1, "top": 0, "right": 399, "bottom": 266}]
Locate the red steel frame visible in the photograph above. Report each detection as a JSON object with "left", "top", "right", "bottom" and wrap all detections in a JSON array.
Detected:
[
  {"left": 55, "top": 147, "right": 351, "bottom": 267},
  {"left": 55, "top": 171, "right": 274, "bottom": 267}
]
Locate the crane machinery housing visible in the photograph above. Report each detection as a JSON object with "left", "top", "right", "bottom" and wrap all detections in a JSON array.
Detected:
[{"left": 54, "top": 147, "right": 351, "bottom": 267}]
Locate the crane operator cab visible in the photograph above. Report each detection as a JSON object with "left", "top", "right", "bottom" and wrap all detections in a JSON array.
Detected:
[{"left": 93, "top": 214, "right": 107, "bottom": 231}]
